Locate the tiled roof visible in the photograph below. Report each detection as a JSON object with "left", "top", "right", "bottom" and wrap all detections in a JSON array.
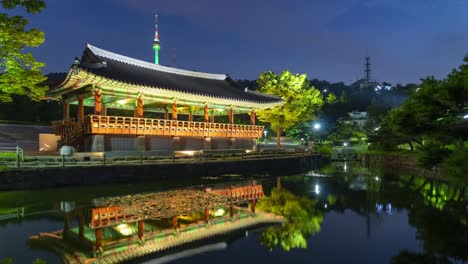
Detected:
[{"left": 75, "top": 44, "right": 282, "bottom": 104}]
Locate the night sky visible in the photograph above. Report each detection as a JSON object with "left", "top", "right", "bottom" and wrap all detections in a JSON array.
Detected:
[{"left": 23, "top": 0, "right": 468, "bottom": 84}]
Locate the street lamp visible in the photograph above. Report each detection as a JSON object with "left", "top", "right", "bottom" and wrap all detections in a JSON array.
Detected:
[
  {"left": 313, "top": 123, "right": 321, "bottom": 142},
  {"left": 263, "top": 130, "right": 268, "bottom": 143}
]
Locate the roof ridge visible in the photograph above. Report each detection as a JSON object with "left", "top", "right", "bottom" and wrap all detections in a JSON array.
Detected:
[
  {"left": 86, "top": 43, "right": 227, "bottom": 81},
  {"left": 244, "top": 88, "right": 282, "bottom": 100}
]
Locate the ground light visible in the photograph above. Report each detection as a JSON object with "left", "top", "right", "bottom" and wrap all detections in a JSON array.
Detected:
[{"left": 115, "top": 224, "right": 133, "bottom": 236}]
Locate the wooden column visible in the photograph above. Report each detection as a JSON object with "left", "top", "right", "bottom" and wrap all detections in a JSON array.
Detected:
[
  {"left": 277, "top": 176, "right": 281, "bottom": 192},
  {"left": 64, "top": 214, "right": 70, "bottom": 232},
  {"left": 204, "top": 208, "right": 210, "bottom": 223},
  {"left": 230, "top": 205, "right": 234, "bottom": 218},
  {"left": 138, "top": 220, "right": 144, "bottom": 240},
  {"left": 172, "top": 216, "right": 179, "bottom": 232},
  {"left": 250, "top": 199, "right": 256, "bottom": 214},
  {"left": 95, "top": 227, "right": 103, "bottom": 250},
  {"left": 63, "top": 101, "right": 69, "bottom": 120},
  {"left": 250, "top": 110, "right": 256, "bottom": 125},
  {"left": 188, "top": 111, "right": 193, "bottom": 122},
  {"left": 172, "top": 101, "right": 178, "bottom": 120},
  {"left": 164, "top": 107, "right": 169, "bottom": 120},
  {"left": 229, "top": 108, "right": 234, "bottom": 124},
  {"left": 210, "top": 112, "right": 215, "bottom": 123},
  {"left": 204, "top": 105, "right": 209, "bottom": 122},
  {"left": 135, "top": 96, "right": 144, "bottom": 118},
  {"left": 77, "top": 98, "right": 84, "bottom": 120},
  {"left": 78, "top": 214, "right": 85, "bottom": 239},
  {"left": 94, "top": 90, "right": 102, "bottom": 115},
  {"left": 102, "top": 106, "right": 107, "bottom": 116}
]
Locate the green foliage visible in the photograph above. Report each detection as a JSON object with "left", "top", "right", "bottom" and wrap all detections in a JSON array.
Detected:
[
  {"left": 0, "top": 258, "right": 47, "bottom": 264},
  {"left": 0, "top": 0, "right": 47, "bottom": 102},
  {"left": 257, "top": 188, "right": 323, "bottom": 251},
  {"left": 325, "top": 93, "right": 337, "bottom": 104},
  {"left": 442, "top": 143, "right": 468, "bottom": 182},
  {"left": 256, "top": 71, "right": 324, "bottom": 146},
  {"left": 328, "top": 122, "right": 365, "bottom": 142},
  {"left": 417, "top": 142, "right": 451, "bottom": 169},
  {"left": 390, "top": 250, "right": 451, "bottom": 264},
  {"left": 371, "top": 54, "right": 468, "bottom": 178},
  {"left": 315, "top": 144, "right": 333, "bottom": 157},
  {"left": 0, "top": 258, "right": 13, "bottom": 264}
]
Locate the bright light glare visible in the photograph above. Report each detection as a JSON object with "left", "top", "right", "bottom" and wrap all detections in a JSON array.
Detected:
[
  {"left": 464, "top": 114, "right": 468, "bottom": 119},
  {"left": 343, "top": 142, "right": 348, "bottom": 147},
  {"left": 314, "top": 184, "right": 320, "bottom": 194},
  {"left": 115, "top": 224, "right": 133, "bottom": 236},
  {"left": 116, "top": 99, "right": 127, "bottom": 105},
  {"left": 263, "top": 130, "right": 268, "bottom": 135},
  {"left": 375, "top": 176, "right": 380, "bottom": 181},
  {"left": 213, "top": 208, "right": 225, "bottom": 217},
  {"left": 314, "top": 123, "right": 321, "bottom": 130},
  {"left": 374, "top": 127, "right": 380, "bottom": 131}
]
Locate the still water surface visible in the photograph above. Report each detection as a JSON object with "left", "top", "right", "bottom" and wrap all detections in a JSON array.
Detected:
[{"left": 0, "top": 162, "right": 466, "bottom": 264}]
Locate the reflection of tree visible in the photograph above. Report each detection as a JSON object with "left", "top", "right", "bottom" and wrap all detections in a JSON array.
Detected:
[
  {"left": 257, "top": 189, "right": 323, "bottom": 251},
  {"left": 390, "top": 250, "right": 451, "bottom": 264}
]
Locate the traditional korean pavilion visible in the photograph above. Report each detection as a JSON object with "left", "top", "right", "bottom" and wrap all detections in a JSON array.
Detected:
[{"left": 45, "top": 18, "right": 283, "bottom": 152}]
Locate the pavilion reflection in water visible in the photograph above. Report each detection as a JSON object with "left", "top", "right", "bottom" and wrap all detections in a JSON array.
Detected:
[{"left": 29, "top": 184, "right": 283, "bottom": 264}]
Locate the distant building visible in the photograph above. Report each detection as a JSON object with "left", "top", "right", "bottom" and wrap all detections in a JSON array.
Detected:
[{"left": 339, "top": 111, "right": 369, "bottom": 128}]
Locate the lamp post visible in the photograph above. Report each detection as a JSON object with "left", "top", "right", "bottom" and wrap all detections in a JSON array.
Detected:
[
  {"left": 313, "top": 123, "right": 321, "bottom": 143},
  {"left": 263, "top": 130, "right": 268, "bottom": 144}
]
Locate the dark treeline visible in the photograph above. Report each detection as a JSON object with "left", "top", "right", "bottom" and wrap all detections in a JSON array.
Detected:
[{"left": 0, "top": 78, "right": 415, "bottom": 125}]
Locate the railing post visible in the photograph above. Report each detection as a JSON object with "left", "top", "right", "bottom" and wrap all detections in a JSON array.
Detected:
[
  {"left": 103, "top": 153, "right": 106, "bottom": 166},
  {"left": 62, "top": 154, "right": 65, "bottom": 167},
  {"left": 16, "top": 153, "right": 20, "bottom": 168},
  {"left": 140, "top": 153, "right": 143, "bottom": 165}
]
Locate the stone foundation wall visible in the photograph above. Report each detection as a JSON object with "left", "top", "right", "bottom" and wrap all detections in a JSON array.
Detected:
[
  {"left": 82, "top": 135, "right": 255, "bottom": 152},
  {"left": 0, "top": 155, "right": 321, "bottom": 191}
]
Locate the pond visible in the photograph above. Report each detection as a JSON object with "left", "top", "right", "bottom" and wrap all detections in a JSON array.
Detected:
[{"left": 0, "top": 162, "right": 466, "bottom": 264}]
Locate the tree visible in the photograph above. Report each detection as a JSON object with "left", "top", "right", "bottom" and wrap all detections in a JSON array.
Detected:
[
  {"left": 257, "top": 188, "right": 323, "bottom": 251},
  {"left": 0, "top": 0, "right": 47, "bottom": 102},
  {"left": 256, "top": 71, "right": 324, "bottom": 147}
]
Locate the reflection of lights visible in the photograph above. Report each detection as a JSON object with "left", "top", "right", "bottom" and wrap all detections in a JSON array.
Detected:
[
  {"left": 464, "top": 114, "right": 468, "bottom": 119},
  {"left": 314, "top": 184, "right": 320, "bottom": 194},
  {"left": 115, "top": 224, "right": 133, "bottom": 236},
  {"left": 216, "top": 108, "right": 224, "bottom": 112},
  {"left": 374, "top": 127, "right": 380, "bottom": 131},
  {"left": 263, "top": 130, "right": 268, "bottom": 136},
  {"left": 376, "top": 203, "right": 392, "bottom": 214},
  {"left": 245, "top": 149, "right": 253, "bottom": 154},
  {"left": 343, "top": 142, "right": 348, "bottom": 147},
  {"left": 375, "top": 176, "right": 380, "bottom": 181},
  {"left": 324, "top": 204, "right": 328, "bottom": 209},
  {"left": 212, "top": 208, "right": 225, "bottom": 217},
  {"left": 344, "top": 162, "right": 347, "bottom": 172},
  {"left": 245, "top": 231, "right": 249, "bottom": 237}
]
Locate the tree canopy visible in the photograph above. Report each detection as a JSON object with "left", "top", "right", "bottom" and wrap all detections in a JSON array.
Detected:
[
  {"left": 256, "top": 71, "right": 324, "bottom": 146},
  {"left": 0, "top": 0, "right": 47, "bottom": 102}
]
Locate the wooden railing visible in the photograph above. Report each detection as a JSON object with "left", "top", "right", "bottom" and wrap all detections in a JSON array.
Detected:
[
  {"left": 82, "top": 115, "right": 264, "bottom": 138},
  {"left": 212, "top": 185, "right": 265, "bottom": 200}
]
